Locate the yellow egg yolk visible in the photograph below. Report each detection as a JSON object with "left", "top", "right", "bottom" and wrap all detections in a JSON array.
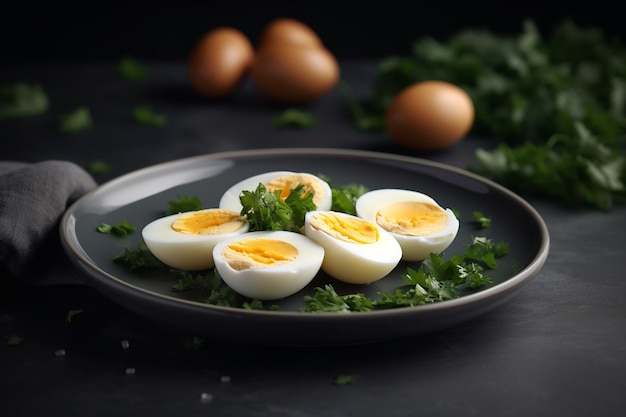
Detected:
[
  {"left": 309, "top": 212, "right": 379, "bottom": 244},
  {"left": 221, "top": 238, "right": 299, "bottom": 270},
  {"left": 171, "top": 209, "right": 246, "bottom": 235},
  {"left": 265, "top": 174, "right": 325, "bottom": 207},
  {"left": 375, "top": 202, "right": 448, "bottom": 236}
]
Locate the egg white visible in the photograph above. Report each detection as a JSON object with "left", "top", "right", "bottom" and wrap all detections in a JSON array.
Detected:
[
  {"left": 218, "top": 171, "right": 332, "bottom": 213},
  {"left": 355, "top": 188, "right": 459, "bottom": 261},
  {"left": 212, "top": 230, "right": 324, "bottom": 300},
  {"left": 303, "top": 210, "right": 402, "bottom": 285},
  {"left": 141, "top": 209, "right": 250, "bottom": 271}
]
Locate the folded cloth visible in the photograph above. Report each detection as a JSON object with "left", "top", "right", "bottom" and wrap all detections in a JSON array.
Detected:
[{"left": 0, "top": 160, "right": 97, "bottom": 285}]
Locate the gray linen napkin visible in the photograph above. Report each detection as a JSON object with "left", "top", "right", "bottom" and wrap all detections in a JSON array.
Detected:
[{"left": 0, "top": 160, "right": 97, "bottom": 285}]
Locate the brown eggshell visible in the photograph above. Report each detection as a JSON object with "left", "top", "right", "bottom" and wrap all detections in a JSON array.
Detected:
[
  {"left": 188, "top": 27, "right": 254, "bottom": 98},
  {"left": 257, "top": 18, "right": 322, "bottom": 48},
  {"left": 385, "top": 81, "right": 475, "bottom": 151},
  {"left": 250, "top": 42, "right": 339, "bottom": 104}
]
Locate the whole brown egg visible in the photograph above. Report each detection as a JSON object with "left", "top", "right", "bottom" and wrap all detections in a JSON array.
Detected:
[
  {"left": 250, "top": 18, "right": 339, "bottom": 104},
  {"left": 188, "top": 27, "right": 254, "bottom": 98},
  {"left": 385, "top": 81, "right": 475, "bottom": 151},
  {"left": 256, "top": 18, "right": 322, "bottom": 48}
]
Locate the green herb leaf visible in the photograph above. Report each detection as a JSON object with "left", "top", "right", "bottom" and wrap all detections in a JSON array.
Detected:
[
  {"left": 472, "top": 211, "right": 491, "bottom": 228},
  {"left": 272, "top": 108, "right": 317, "bottom": 129},
  {"left": 66, "top": 309, "right": 84, "bottom": 325},
  {"left": 133, "top": 105, "right": 166, "bottom": 126},
  {"left": 97, "top": 221, "right": 136, "bottom": 236},
  {"left": 240, "top": 183, "right": 316, "bottom": 232},
  {"left": 113, "top": 241, "right": 165, "bottom": 272},
  {"left": 118, "top": 57, "right": 149, "bottom": 81},
  {"left": 334, "top": 375, "right": 356, "bottom": 386},
  {"left": 0, "top": 83, "right": 49, "bottom": 120},
  {"left": 302, "top": 232, "right": 503, "bottom": 312},
  {"left": 167, "top": 195, "right": 203, "bottom": 215},
  {"left": 59, "top": 106, "right": 92, "bottom": 133},
  {"left": 87, "top": 160, "right": 114, "bottom": 175},
  {"left": 7, "top": 334, "right": 23, "bottom": 346}
]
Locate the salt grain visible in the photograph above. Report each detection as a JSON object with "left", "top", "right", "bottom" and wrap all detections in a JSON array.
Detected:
[
  {"left": 125, "top": 367, "right": 136, "bottom": 375},
  {"left": 54, "top": 349, "right": 66, "bottom": 357},
  {"left": 220, "top": 375, "right": 231, "bottom": 384},
  {"left": 200, "top": 393, "right": 213, "bottom": 403},
  {"left": 121, "top": 340, "right": 130, "bottom": 349}
]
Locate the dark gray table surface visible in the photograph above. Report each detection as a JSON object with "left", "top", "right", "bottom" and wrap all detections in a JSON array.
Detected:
[{"left": 1, "top": 62, "right": 625, "bottom": 417}]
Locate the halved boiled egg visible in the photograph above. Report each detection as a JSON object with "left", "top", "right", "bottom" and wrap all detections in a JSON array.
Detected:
[
  {"left": 303, "top": 210, "right": 402, "bottom": 284},
  {"left": 212, "top": 230, "right": 324, "bottom": 300},
  {"left": 219, "top": 171, "right": 332, "bottom": 213},
  {"left": 355, "top": 189, "right": 459, "bottom": 261},
  {"left": 142, "top": 208, "right": 249, "bottom": 271}
]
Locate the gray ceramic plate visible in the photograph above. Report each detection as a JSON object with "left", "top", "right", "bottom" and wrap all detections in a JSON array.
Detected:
[{"left": 60, "top": 148, "right": 550, "bottom": 346}]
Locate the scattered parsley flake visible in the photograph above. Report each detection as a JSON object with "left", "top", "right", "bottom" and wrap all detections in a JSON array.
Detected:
[
  {"left": 97, "top": 221, "right": 136, "bottom": 236},
  {"left": 167, "top": 195, "right": 202, "bottom": 215},
  {"left": 133, "top": 105, "right": 166, "bottom": 126},
  {"left": 334, "top": 375, "right": 356, "bottom": 386},
  {"left": 0, "top": 83, "right": 49, "bottom": 120},
  {"left": 59, "top": 106, "right": 92, "bottom": 133},
  {"left": 472, "top": 211, "right": 491, "bottom": 228},
  {"left": 113, "top": 241, "right": 165, "bottom": 272},
  {"left": 87, "top": 160, "right": 114, "bottom": 175},
  {"left": 7, "top": 334, "right": 23, "bottom": 346},
  {"left": 272, "top": 108, "right": 317, "bottom": 129},
  {"left": 181, "top": 336, "right": 204, "bottom": 350},
  {"left": 118, "top": 57, "right": 149, "bottom": 81},
  {"left": 66, "top": 309, "right": 84, "bottom": 325}
]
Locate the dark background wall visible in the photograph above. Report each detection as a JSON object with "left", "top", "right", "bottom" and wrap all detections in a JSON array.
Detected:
[{"left": 1, "top": 1, "right": 622, "bottom": 63}]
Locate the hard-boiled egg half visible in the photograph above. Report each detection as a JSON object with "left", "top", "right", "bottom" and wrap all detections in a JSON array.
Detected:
[
  {"left": 212, "top": 230, "right": 324, "bottom": 300},
  {"left": 219, "top": 171, "right": 332, "bottom": 213},
  {"left": 142, "top": 208, "right": 249, "bottom": 271},
  {"left": 303, "top": 210, "right": 402, "bottom": 285},
  {"left": 355, "top": 189, "right": 459, "bottom": 261}
]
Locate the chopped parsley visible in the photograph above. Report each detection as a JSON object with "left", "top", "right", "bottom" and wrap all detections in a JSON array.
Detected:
[
  {"left": 7, "top": 334, "right": 23, "bottom": 346},
  {"left": 66, "top": 309, "right": 84, "bottom": 325},
  {"left": 87, "top": 160, "right": 114, "bottom": 175},
  {"left": 472, "top": 211, "right": 491, "bottom": 228},
  {"left": 97, "top": 221, "right": 136, "bottom": 236},
  {"left": 0, "top": 83, "right": 49, "bottom": 120},
  {"left": 334, "top": 375, "right": 356, "bottom": 386},
  {"left": 133, "top": 105, "right": 166, "bottom": 126},
  {"left": 113, "top": 241, "right": 164, "bottom": 272},
  {"left": 240, "top": 183, "right": 316, "bottom": 232},
  {"left": 59, "top": 106, "right": 92, "bottom": 133},
  {"left": 301, "top": 235, "right": 507, "bottom": 313},
  {"left": 166, "top": 195, "right": 202, "bottom": 215},
  {"left": 118, "top": 57, "right": 149, "bottom": 81},
  {"left": 272, "top": 108, "right": 317, "bottom": 129}
]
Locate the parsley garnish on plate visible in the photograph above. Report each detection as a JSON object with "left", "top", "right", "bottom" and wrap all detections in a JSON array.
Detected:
[
  {"left": 301, "top": 235, "right": 507, "bottom": 313},
  {"left": 97, "top": 221, "right": 136, "bottom": 236},
  {"left": 166, "top": 195, "right": 203, "bottom": 215},
  {"left": 240, "top": 183, "right": 316, "bottom": 232}
]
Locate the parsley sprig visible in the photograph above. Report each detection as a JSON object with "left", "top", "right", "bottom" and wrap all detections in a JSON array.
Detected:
[
  {"left": 301, "top": 236, "right": 507, "bottom": 313},
  {"left": 240, "top": 183, "right": 316, "bottom": 232}
]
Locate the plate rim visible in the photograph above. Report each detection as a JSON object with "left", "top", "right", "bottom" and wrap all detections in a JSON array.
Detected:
[{"left": 60, "top": 147, "right": 550, "bottom": 322}]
